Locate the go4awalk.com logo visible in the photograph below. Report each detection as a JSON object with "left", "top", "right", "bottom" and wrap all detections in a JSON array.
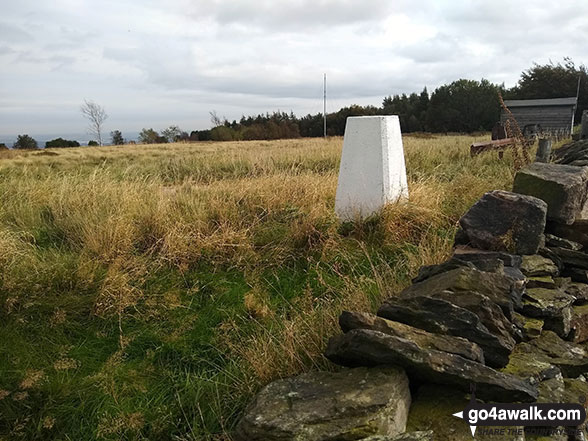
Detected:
[{"left": 452, "top": 386, "right": 586, "bottom": 437}]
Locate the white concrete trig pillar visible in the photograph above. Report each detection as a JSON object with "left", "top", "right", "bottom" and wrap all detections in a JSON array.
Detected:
[{"left": 335, "top": 116, "right": 408, "bottom": 221}]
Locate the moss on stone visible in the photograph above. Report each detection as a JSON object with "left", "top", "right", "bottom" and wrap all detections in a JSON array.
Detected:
[{"left": 406, "top": 384, "right": 471, "bottom": 440}]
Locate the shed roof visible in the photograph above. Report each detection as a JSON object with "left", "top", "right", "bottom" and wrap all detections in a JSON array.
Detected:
[{"left": 504, "top": 97, "right": 577, "bottom": 108}]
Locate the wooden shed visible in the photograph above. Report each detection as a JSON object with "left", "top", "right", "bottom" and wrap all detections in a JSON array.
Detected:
[{"left": 501, "top": 97, "right": 577, "bottom": 137}]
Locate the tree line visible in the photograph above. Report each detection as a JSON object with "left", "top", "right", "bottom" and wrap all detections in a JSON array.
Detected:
[
  {"left": 191, "top": 58, "right": 587, "bottom": 140},
  {"left": 7, "top": 59, "right": 587, "bottom": 149}
]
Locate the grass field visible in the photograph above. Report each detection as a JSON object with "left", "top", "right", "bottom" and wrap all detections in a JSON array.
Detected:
[{"left": 0, "top": 135, "right": 516, "bottom": 440}]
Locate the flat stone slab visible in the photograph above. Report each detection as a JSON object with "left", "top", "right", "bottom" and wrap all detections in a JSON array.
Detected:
[
  {"left": 458, "top": 190, "right": 547, "bottom": 255},
  {"left": 527, "top": 331, "right": 588, "bottom": 378},
  {"left": 398, "top": 266, "right": 520, "bottom": 319},
  {"left": 549, "top": 247, "right": 588, "bottom": 269},
  {"left": 513, "top": 162, "right": 588, "bottom": 225},
  {"left": 378, "top": 295, "right": 514, "bottom": 368},
  {"left": 412, "top": 258, "right": 477, "bottom": 284},
  {"left": 512, "top": 312, "right": 544, "bottom": 341},
  {"left": 527, "top": 275, "right": 556, "bottom": 289},
  {"left": 554, "top": 139, "right": 588, "bottom": 166},
  {"left": 235, "top": 367, "right": 411, "bottom": 441},
  {"left": 564, "top": 282, "right": 588, "bottom": 304},
  {"left": 501, "top": 342, "right": 561, "bottom": 383},
  {"left": 339, "top": 311, "right": 484, "bottom": 363},
  {"left": 325, "top": 329, "right": 538, "bottom": 402},
  {"left": 546, "top": 233, "right": 583, "bottom": 251},
  {"left": 453, "top": 246, "right": 522, "bottom": 267},
  {"left": 522, "top": 288, "right": 574, "bottom": 337},
  {"left": 562, "top": 267, "right": 588, "bottom": 283},
  {"left": 547, "top": 219, "right": 588, "bottom": 249},
  {"left": 520, "top": 254, "right": 559, "bottom": 277}
]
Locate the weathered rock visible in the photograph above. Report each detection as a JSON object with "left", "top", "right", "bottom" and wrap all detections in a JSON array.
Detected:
[
  {"left": 537, "top": 375, "right": 566, "bottom": 403},
  {"left": 547, "top": 219, "right": 588, "bottom": 250},
  {"left": 562, "top": 377, "right": 588, "bottom": 406},
  {"left": 563, "top": 268, "right": 588, "bottom": 284},
  {"left": 462, "top": 257, "right": 504, "bottom": 273},
  {"left": 453, "top": 246, "right": 522, "bottom": 267},
  {"left": 397, "top": 266, "right": 520, "bottom": 319},
  {"left": 235, "top": 367, "right": 411, "bottom": 441},
  {"left": 550, "top": 247, "right": 588, "bottom": 269},
  {"left": 570, "top": 304, "right": 588, "bottom": 343},
  {"left": 414, "top": 256, "right": 508, "bottom": 284},
  {"left": 502, "top": 342, "right": 561, "bottom": 383},
  {"left": 512, "top": 312, "right": 544, "bottom": 340},
  {"left": 406, "top": 384, "right": 526, "bottom": 441},
  {"left": 453, "top": 227, "right": 470, "bottom": 246},
  {"left": 339, "top": 311, "right": 484, "bottom": 363},
  {"left": 546, "top": 233, "right": 583, "bottom": 251},
  {"left": 535, "top": 377, "right": 588, "bottom": 441},
  {"left": 539, "top": 246, "right": 565, "bottom": 271},
  {"left": 555, "top": 276, "right": 573, "bottom": 287},
  {"left": 325, "top": 329, "right": 538, "bottom": 402},
  {"left": 565, "top": 282, "right": 588, "bottom": 304},
  {"left": 412, "top": 258, "right": 476, "bottom": 284},
  {"left": 458, "top": 190, "right": 547, "bottom": 255},
  {"left": 421, "top": 290, "right": 517, "bottom": 346},
  {"left": 527, "top": 331, "right": 588, "bottom": 378},
  {"left": 522, "top": 288, "right": 574, "bottom": 337},
  {"left": 391, "top": 432, "right": 434, "bottom": 441},
  {"left": 378, "top": 295, "right": 514, "bottom": 367},
  {"left": 513, "top": 162, "right": 588, "bottom": 225},
  {"left": 521, "top": 254, "right": 559, "bottom": 277},
  {"left": 561, "top": 379, "right": 588, "bottom": 441},
  {"left": 527, "top": 276, "right": 556, "bottom": 289},
  {"left": 404, "top": 385, "right": 471, "bottom": 440},
  {"left": 522, "top": 288, "right": 575, "bottom": 315},
  {"left": 554, "top": 139, "right": 588, "bottom": 166},
  {"left": 360, "top": 431, "right": 434, "bottom": 441}
]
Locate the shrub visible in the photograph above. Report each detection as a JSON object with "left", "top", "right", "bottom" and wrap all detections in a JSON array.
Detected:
[
  {"left": 88, "top": 140, "right": 99, "bottom": 146},
  {"left": 138, "top": 128, "right": 160, "bottom": 144},
  {"left": 210, "top": 126, "right": 236, "bottom": 141},
  {"left": 110, "top": 130, "right": 124, "bottom": 145},
  {"left": 45, "top": 138, "right": 80, "bottom": 148},
  {"left": 13, "top": 134, "right": 38, "bottom": 149}
]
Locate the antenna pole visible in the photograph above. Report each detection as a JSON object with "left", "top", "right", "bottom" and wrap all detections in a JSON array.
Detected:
[{"left": 323, "top": 73, "right": 327, "bottom": 138}]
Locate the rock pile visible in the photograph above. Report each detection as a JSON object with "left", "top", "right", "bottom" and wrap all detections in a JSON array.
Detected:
[{"left": 236, "top": 142, "right": 588, "bottom": 441}]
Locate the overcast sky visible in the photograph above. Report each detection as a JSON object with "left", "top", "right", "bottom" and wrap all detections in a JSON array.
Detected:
[{"left": 1, "top": 0, "right": 587, "bottom": 140}]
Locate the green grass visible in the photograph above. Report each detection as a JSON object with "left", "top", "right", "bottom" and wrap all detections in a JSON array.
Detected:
[{"left": 0, "top": 135, "right": 517, "bottom": 440}]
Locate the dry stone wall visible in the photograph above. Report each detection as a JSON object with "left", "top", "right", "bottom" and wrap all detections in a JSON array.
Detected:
[{"left": 236, "top": 138, "right": 588, "bottom": 441}]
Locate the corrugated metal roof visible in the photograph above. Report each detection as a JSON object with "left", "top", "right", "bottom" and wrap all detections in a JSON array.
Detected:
[{"left": 504, "top": 97, "right": 577, "bottom": 108}]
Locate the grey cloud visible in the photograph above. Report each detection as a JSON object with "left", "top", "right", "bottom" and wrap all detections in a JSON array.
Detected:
[
  {"left": 2, "top": 0, "right": 588, "bottom": 137},
  {"left": 0, "top": 45, "right": 16, "bottom": 55},
  {"left": 0, "top": 22, "right": 34, "bottom": 43},
  {"left": 397, "top": 34, "right": 462, "bottom": 63},
  {"left": 187, "top": 0, "right": 394, "bottom": 31}
]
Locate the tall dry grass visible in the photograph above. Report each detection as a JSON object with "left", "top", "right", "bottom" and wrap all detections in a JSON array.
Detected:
[{"left": 0, "top": 135, "right": 515, "bottom": 439}]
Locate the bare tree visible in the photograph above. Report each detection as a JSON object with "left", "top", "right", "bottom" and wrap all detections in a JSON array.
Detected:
[
  {"left": 209, "top": 110, "right": 228, "bottom": 127},
  {"left": 81, "top": 99, "right": 108, "bottom": 146}
]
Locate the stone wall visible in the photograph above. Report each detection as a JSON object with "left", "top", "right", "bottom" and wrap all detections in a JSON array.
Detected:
[{"left": 236, "top": 138, "right": 588, "bottom": 441}]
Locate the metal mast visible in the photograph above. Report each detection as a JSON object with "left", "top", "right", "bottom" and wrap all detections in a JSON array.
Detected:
[{"left": 323, "top": 73, "right": 327, "bottom": 137}]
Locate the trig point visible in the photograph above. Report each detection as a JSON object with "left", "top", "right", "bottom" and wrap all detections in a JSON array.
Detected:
[{"left": 335, "top": 115, "right": 408, "bottom": 221}]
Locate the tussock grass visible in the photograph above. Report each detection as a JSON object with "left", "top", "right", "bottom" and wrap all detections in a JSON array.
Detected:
[{"left": 0, "top": 135, "right": 513, "bottom": 439}]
